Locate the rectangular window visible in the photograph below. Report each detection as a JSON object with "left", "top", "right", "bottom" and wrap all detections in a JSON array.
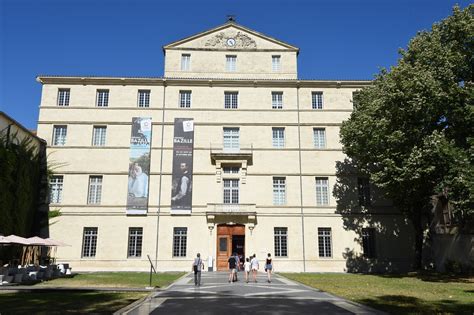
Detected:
[
  {"left": 138, "top": 90, "right": 150, "bottom": 108},
  {"left": 128, "top": 227, "right": 143, "bottom": 258},
  {"left": 273, "top": 177, "right": 286, "bottom": 205},
  {"left": 87, "top": 176, "right": 103, "bottom": 204},
  {"left": 272, "top": 127, "right": 285, "bottom": 148},
  {"left": 96, "top": 90, "right": 109, "bottom": 107},
  {"left": 223, "top": 179, "right": 239, "bottom": 204},
  {"left": 226, "top": 55, "right": 236, "bottom": 72},
  {"left": 352, "top": 91, "right": 360, "bottom": 109},
  {"left": 57, "top": 89, "right": 70, "bottom": 106},
  {"left": 315, "top": 177, "right": 329, "bottom": 205},
  {"left": 312, "top": 92, "right": 323, "bottom": 109},
  {"left": 223, "top": 166, "right": 240, "bottom": 174},
  {"left": 272, "top": 55, "right": 281, "bottom": 72},
  {"left": 181, "top": 54, "right": 191, "bottom": 71},
  {"left": 49, "top": 175, "right": 63, "bottom": 204},
  {"left": 173, "top": 227, "right": 187, "bottom": 257},
  {"left": 274, "top": 227, "right": 288, "bottom": 257},
  {"left": 179, "top": 90, "right": 192, "bottom": 108},
  {"left": 313, "top": 128, "right": 326, "bottom": 149},
  {"left": 52, "top": 125, "right": 67, "bottom": 146},
  {"left": 358, "top": 177, "right": 371, "bottom": 206},
  {"left": 82, "top": 227, "right": 98, "bottom": 258},
  {"left": 318, "top": 227, "right": 332, "bottom": 258},
  {"left": 362, "top": 228, "right": 376, "bottom": 258},
  {"left": 92, "top": 126, "right": 107, "bottom": 146},
  {"left": 272, "top": 92, "right": 283, "bottom": 109},
  {"left": 224, "top": 92, "right": 238, "bottom": 109},
  {"left": 223, "top": 127, "right": 240, "bottom": 150}
]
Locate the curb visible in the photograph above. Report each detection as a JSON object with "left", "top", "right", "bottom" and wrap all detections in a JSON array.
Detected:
[
  {"left": 114, "top": 272, "right": 191, "bottom": 314},
  {"left": 114, "top": 292, "right": 154, "bottom": 315},
  {"left": 0, "top": 286, "right": 154, "bottom": 292}
]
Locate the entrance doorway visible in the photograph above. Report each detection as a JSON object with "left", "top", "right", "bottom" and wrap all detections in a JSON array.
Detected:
[{"left": 216, "top": 224, "right": 245, "bottom": 271}]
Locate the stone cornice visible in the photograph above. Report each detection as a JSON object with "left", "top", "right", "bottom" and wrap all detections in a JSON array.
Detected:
[{"left": 37, "top": 76, "right": 371, "bottom": 88}]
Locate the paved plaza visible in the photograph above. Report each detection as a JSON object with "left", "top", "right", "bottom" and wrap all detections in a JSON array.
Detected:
[{"left": 123, "top": 272, "right": 383, "bottom": 315}]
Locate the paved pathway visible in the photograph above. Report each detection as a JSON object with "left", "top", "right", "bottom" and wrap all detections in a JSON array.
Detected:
[{"left": 123, "top": 272, "right": 383, "bottom": 315}]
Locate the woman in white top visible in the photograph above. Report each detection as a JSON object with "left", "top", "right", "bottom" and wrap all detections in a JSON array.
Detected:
[{"left": 244, "top": 257, "right": 251, "bottom": 283}]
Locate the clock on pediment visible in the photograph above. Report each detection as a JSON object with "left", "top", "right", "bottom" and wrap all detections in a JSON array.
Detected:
[
  {"left": 205, "top": 32, "right": 257, "bottom": 49},
  {"left": 226, "top": 38, "right": 236, "bottom": 47}
]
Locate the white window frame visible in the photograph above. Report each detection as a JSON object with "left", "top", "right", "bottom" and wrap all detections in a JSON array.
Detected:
[
  {"left": 272, "top": 55, "right": 281, "bottom": 72},
  {"left": 57, "top": 88, "right": 70, "bottom": 106},
  {"left": 224, "top": 91, "right": 238, "bottom": 109},
  {"left": 312, "top": 91, "right": 323, "bottom": 109},
  {"left": 179, "top": 90, "right": 192, "bottom": 108},
  {"left": 315, "top": 177, "right": 329, "bottom": 205},
  {"left": 226, "top": 55, "right": 237, "bottom": 72},
  {"left": 223, "top": 166, "right": 240, "bottom": 174},
  {"left": 318, "top": 227, "right": 332, "bottom": 258},
  {"left": 52, "top": 125, "right": 67, "bottom": 146},
  {"left": 92, "top": 126, "right": 107, "bottom": 146},
  {"left": 273, "top": 177, "right": 286, "bottom": 205},
  {"left": 313, "top": 128, "right": 326, "bottom": 149},
  {"left": 223, "top": 127, "right": 240, "bottom": 151},
  {"left": 49, "top": 175, "right": 64, "bottom": 204},
  {"left": 181, "top": 54, "right": 191, "bottom": 71},
  {"left": 138, "top": 90, "right": 150, "bottom": 108},
  {"left": 128, "top": 227, "right": 143, "bottom": 258},
  {"left": 223, "top": 179, "right": 239, "bottom": 204},
  {"left": 272, "top": 92, "right": 283, "bottom": 109},
  {"left": 87, "top": 176, "right": 103, "bottom": 204},
  {"left": 96, "top": 90, "right": 109, "bottom": 107},
  {"left": 274, "top": 227, "right": 288, "bottom": 257},
  {"left": 173, "top": 227, "right": 187, "bottom": 257},
  {"left": 272, "top": 127, "right": 285, "bottom": 148},
  {"left": 82, "top": 227, "right": 98, "bottom": 258}
]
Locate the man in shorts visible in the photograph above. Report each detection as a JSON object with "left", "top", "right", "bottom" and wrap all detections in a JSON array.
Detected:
[
  {"left": 228, "top": 253, "right": 237, "bottom": 283},
  {"left": 250, "top": 254, "right": 259, "bottom": 283}
]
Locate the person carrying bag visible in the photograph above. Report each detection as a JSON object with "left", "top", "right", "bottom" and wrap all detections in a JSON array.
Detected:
[{"left": 192, "top": 253, "right": 204, "bottom": 286}]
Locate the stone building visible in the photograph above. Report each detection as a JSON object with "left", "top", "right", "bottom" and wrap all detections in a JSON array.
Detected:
[{"left": 36, "top": 20, "right": 414, "bottom": 272}]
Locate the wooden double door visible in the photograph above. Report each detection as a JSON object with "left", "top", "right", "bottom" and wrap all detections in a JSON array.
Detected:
[{"left": 216, "top": 224, "right": 245, "bottom": 271}]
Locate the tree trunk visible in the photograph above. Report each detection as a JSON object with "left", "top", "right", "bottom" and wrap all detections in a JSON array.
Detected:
[{"left": 412, "top": 209, "right": 423, "bottom": 270}]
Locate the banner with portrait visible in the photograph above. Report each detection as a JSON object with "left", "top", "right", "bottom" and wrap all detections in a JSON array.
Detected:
[
  {"left": 126, "top": 117, "right": 152, "bottom": 215},
  {"left": 170, "top": 118, "right": 194, "bottom": 215}
]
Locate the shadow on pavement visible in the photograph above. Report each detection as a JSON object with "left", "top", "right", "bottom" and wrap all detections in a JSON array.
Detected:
[{"left": 151, "top": 298, "right": 352, "bottom": 315}]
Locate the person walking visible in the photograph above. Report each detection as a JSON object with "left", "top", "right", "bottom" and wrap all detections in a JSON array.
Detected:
[
  {"left": 265, "top": 253, "right": 273, "bottom": 283},
  {"left": 244, "top": 257, "right": 251, "bottom": 283},
  {"left": 250, "top": 254, "right": 259, "bottom": 283},
  {"left": 192, "top": 253, "right": 204, "bottom": 286},
  {"left": 233, "top": 253, "right": 240, "bottom": 282},
  {"left": 228, "top": 253, "right": 237, "bottom": 283}
]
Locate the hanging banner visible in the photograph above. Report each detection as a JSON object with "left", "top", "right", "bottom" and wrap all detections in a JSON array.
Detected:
[
  {"left": 126, "top": 117, "right": 152, "bottom": 215},
  {"left": 171, "top": 118, "right": 194, "bottom": 215}
]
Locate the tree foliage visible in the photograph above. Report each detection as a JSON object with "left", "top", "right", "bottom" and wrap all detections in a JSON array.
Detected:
[
  {"left": 0, "top": 132, "right": 43, "bottom": 236},
  {"left": 340, "top": 6, "right": 473, "bottom": 269}
]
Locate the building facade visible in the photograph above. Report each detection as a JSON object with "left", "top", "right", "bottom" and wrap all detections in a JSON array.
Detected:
[{"left": 36, "top": 21, "right": 414, "bottom": 272}]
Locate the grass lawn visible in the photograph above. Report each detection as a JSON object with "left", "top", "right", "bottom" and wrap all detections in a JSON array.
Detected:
[
  {"left": 0, "top": 291, "right": 148, "bottom": 314},
  {"left": 280, "top": 272, "right": 474, "bottom": 314},
  {"left": 35, "top": 271, "right": 185, "bottom": 288},
  {"left": 0, "top": 272, "right": 185, "bottom": 314}
]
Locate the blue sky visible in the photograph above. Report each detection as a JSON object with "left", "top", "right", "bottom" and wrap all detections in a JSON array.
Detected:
[{"left": 0, "top": 0, "right": 470, "bottom": 130}]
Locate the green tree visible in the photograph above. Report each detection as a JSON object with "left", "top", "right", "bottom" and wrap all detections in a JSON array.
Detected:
[{"left": 340, "top": 6, "right": 474, "bottom": 270}]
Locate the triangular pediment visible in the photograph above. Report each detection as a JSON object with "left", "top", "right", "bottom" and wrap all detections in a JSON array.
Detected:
[{"left": 164, "top": 22, "right": 299, "bottom": 52}]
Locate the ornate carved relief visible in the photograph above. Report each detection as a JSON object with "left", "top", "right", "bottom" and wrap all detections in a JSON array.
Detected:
[{"left": 205, "top": 31, "right": 257, "bottom": 49}]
